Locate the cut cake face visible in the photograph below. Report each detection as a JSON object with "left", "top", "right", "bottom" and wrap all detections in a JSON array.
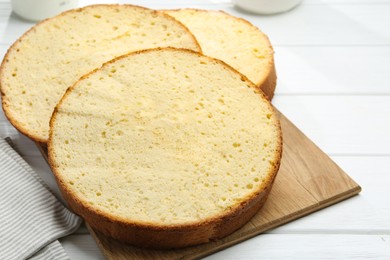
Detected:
[{"left": 48, "top": 48, "right": 282, "bottom": 249}]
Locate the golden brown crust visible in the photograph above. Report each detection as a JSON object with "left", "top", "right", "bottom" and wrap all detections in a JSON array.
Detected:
[
  {"left": 260, "top": 61, "right": 277, "bottom": 100},
  {"left": 48, "top": 47, "right": 282, "bottom": 249},
  {"left": 0, "top": 38, "right": 49, "bottom": 143},
  {"left": 56, "top": 170, "right": 278, "bottom": 249},
  {"left": 0, "top": 4, "right": 201, "bottom": 143},
  {"left": 163, "top": 8, "right": 277, "bottom": 100}
]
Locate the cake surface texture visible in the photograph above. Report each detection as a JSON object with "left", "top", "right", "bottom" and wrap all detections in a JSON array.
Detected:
[
  {"left": 0, "top": 4, "right": 200, "bottom": 143},
  {"left": 164, "top": 9, "right": 277, "bottom": 99},
  {"left": 48, "top": 48, "right": 282, "bottom": 249}
]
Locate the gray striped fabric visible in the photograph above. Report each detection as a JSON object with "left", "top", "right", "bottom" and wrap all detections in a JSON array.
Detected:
[
  {"left": 0, "top": 138, "right": 82, "bottom": 260},
  {"left": 29, "top": 240, "right": 69, "bottom": 260}
]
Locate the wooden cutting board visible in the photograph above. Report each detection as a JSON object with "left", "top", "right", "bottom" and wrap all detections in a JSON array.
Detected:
[{"left": 38, "top": 108, "right": 361, "bottom": 259}]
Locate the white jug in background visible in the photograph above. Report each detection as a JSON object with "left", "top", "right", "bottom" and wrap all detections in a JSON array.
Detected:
[
  {"left": 11, "top": 0, "right": 78, "bottom": 22},
  {"left": 233, "top": 0, "right": 303, "bottom": 15}
]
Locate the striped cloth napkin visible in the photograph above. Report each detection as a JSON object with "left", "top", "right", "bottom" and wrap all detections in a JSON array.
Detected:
[{"left": 0, "top": 138, "right": 82, "bottom": 260}]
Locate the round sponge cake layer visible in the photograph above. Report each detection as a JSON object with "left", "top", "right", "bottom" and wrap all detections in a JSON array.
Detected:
[
  {"left": 0, "top": 4, "right": 200, "bottom": 143},
  {"left": 49, "top": 48, "right": 282, "bottom": 248},
  {"left": 164, "top": 9, "right": 277, "bottom": 99}
]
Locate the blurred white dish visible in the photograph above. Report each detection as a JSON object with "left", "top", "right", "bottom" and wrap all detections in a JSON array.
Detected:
[
  {"left": 11, "top": 0, "right": 78, "bottom": 21},
  {"left": 234, "top": 0, "right": 302, "bottom": 15}
]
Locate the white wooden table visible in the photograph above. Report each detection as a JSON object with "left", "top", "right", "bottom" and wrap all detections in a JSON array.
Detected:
[{"left": 1, "top": 0, "right": 389, "bottom": 259}]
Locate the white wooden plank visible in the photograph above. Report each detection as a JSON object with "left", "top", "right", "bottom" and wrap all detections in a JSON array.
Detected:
[
  {"left": 0, "top": 44, "right": 8, "bottom": 58},
  {"left": 0, "top": 1, "right": 9, "bottom": 14},
  {"left": 0, "top": 12, "right": 35, "bottom": 45},
  {"left": 2, "top": 45, "right": 388, "bottom": 95},
  {"left": 60, "top": 233, "right": 390, "bottom": 259},
  {"left": 274, "top": 46, "right": 390, "bottom": 94},
  {"left": 269, "top": 156, "right": 390, "bottom": 233},
  {"left": 60, "top": 234, "right": 105, "bottom": 260},
  {"left": 205, "top": 234, "right": 390, "bottom": 259},
  {"left": 304, "top": 0, "right": 390, "bottom": 3},
  {"left": 0, "top": 2, "right": 11, "bottom": 40},
  {"left": 1, "top": 0, "right": 389, "bottom": 7},
  {"left": 220, "top": 3, "right": 390, "bottom": 46},
  {"left": 1, "top": 2, "right": 390, "bottom": 46},
  {"left": 272, "top": 95, "right": 390, "bottom": 155}
]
